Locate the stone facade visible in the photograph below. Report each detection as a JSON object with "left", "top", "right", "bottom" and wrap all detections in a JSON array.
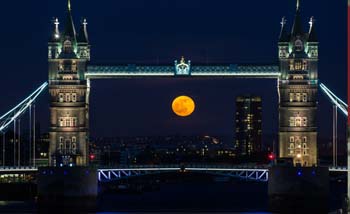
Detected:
[
  {"left": 48, "top": 3, "right": 90, "bottom": 166},
  {"left": 278, "top": 5, "right": 318, "bottom": 166}
]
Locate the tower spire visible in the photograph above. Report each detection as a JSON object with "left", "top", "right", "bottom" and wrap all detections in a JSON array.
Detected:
[
  {"left": 68, "top": 0, "right": 71, "bottom": 11},
  {"left": 296, "top": 0, "right": 300, "bottom": 11},
  {"left": 63, "top": 0, "right": 76, "bottom": 41},
  {"left": 291, "top": 0, "right": 303, "bottom": 36}
]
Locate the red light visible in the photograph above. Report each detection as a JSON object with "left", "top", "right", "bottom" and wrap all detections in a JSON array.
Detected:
[
  {"left": 268, "top": 153, "right": 275, "bottom": 160},
  {"left": 89, "top": 154, "right": 95, "bottom": 160}
]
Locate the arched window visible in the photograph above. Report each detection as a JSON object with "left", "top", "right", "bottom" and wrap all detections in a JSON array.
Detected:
[
  {"left": 59, "top": 118, "right": 64, "bottom": 127},
  {"left": 72, "top": 143, "right": 77, "bottom": 154},
  {"left": 59, "top": 93, "right": 64, "bottom": 102},
  {"left": 63, "top": 75, "right": 73, "bottom": 80},
  {"left": 65, "top": 94, "right": 71, "bottom": 102},
  {"left": 290, "top": 143, "right": 294, "bottom": 149},
  {"left": 302, "top": 93, "right": 308, "bottom": 102},
  {"left": 302, "top": 117, "right": 307, "bottom": 127},
  {"left": 59, "top": 143, "right": 64, "bottom": 154},
  {"left": 295, "top": 117, "right": 302, "bottom": 127},
  {"left": 303, "top": 137, "right": 307, "bottom": 143},
  {"left": 289, "top": 136, "right": 295, "bottom": 143},
  {"left": 72, "top": 61, "right": 77, "bottom": 72},
  {"left": 63, "top": 40, "right": 73, "bottom": 53}
]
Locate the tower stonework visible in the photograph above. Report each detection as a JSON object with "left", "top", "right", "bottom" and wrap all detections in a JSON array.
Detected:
[
  {"left": 48, "top": 2, "right": 90, "bottom": 166},
  {"left": 278, "top": 4, "right": 318, "bottom": 166}
]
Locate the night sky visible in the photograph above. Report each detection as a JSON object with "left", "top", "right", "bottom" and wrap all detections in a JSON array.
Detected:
[{"left": 0, "top": 0, "right": 347, "bottom": 144}]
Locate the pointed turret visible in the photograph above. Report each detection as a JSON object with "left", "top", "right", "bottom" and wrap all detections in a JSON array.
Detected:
[
  {"left": 279, "top": 17, "right": 289, "bottom": 42},
  {"left": 291, "top": 0, "right": 304, "bottom": 36},
  {"left": 63, "top": 0, "right": 76, "bottom": 41},
  {"left": 77, "top": 19, "right": 89, "bottom": 43},
  {"left": 308, "top": 17, "right": 317, "bottom": 42},
  {"left": 50, "top": 18, "right": 61, "bottom": 42}
]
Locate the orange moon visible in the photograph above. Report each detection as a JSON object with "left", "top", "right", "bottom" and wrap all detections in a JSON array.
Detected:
[{"left": 172, "top": 96, "right": 195, "bottom": 117}]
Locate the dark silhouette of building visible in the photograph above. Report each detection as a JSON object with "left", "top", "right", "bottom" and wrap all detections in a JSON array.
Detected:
[{"left": 235, "top": 96, "right": 262, "bottom": 156}]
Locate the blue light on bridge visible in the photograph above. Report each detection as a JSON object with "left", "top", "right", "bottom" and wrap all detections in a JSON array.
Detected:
[{"left": 297, "top": 170, "right": 302, "bottom": 177}]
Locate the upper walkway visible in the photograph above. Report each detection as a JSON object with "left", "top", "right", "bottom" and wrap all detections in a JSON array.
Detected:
[{"left": 86, "top": 64, "right": 280, "bottom": 79}]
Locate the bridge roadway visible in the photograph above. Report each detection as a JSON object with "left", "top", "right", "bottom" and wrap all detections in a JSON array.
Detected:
[{"left": 0, "top": 165, "right": 347, "bottom": 183}]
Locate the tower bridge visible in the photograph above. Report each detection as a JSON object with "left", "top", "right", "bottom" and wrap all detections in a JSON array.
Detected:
[
  {"left": 45, "top": 0, "right": 321, "bottom": 168},
  {"left": 0, "top": 0, "right": 347, "bottom": 172}
]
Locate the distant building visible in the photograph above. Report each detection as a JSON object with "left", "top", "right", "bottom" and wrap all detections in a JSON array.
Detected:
[{"left": 235, "top": 96, "right": 262, "bottom": 156}]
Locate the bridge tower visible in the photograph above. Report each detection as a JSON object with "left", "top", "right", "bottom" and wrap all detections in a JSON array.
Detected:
[
  {"left": 48, "top": 0, "right": 90, "bottom": 166},
  {"left": 278, "top": 2, "right": 318, "bottom": 166}
]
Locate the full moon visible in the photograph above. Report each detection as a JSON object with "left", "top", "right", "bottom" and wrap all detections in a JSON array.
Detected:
[{"left": 172, "top": 96, "right": 195, "bottom": 117}]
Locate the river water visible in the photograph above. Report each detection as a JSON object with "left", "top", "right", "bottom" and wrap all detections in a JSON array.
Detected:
[{"left": 0, "top": 176, "right": 346, "bottom": 213}]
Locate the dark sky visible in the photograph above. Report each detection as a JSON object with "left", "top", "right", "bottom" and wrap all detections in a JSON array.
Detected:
[{"left": 0, "top": 0, "right": 347, "bottom": 144}]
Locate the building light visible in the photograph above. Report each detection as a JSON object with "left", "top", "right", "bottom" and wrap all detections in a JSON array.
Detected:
[{"left": 297, "top": 154, "right": 301, "bottom": 158}]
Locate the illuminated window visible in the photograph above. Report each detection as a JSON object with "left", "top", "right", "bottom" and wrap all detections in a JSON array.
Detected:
[
  {"left": 63, "top": 75, "right": 73, "bottom": 80},
  {"left": 295, "top": 117, "right": 302, "bottom": 127},
  {"left": 302, "top": 93, "right": 308, "bottom": 102},
  {"left": 290, "top": 117, "right": 295, "bottom": 127},
  {"left": 303, "top": 143, "right": 308, "bottom": 155},
  {"left": 289, "top": 93, "right": 294, "bottom": 102},
  {"left": 302, "top": 117, "right": 307, "bottom": 126},
  {"left": 59, "top": 117, "right": 77, "bottom": 127},
  {"left": 58, "top": 63, "right": 64, "bottom": 71},
  {"left": 289, "top": 143, "right": 295, "bottom": 155},
  {"left": 303, "top": 136, "right": 307, "bottom": 143},
  {"left": 59, "top": 118, "right": 64, "bottom": 127},
  {"left": 290, "top": 136, "right": 295, "bottom": 143},
  {"left": 72, "top": 93, "right": 77, "bottom": 102},
  {"left": 72, "top": 61, "right": 77, "bottom": 72},
  {"left": 293, "top": 75, "right": 304, "bottom": 80},
  {"left": 289, "top": 61, "right": 295, "bottom": 71},
  {"left": 65, "top": 94, "right": 71, "bottom": 102},
  {"left": 296, "top": 93, "right": 301, "bottom": 102},
  {"left": 59, "top": 93, "right": 64, "bottom": 102},
  {"left": 295, "top": 61, "right": 302, "bottom": 70},
  {"left": 72, "top": 136, "right": 76, "bottom": 143},
  {"left": 72, "top": 118, "right": 77, "bottom": 127}
]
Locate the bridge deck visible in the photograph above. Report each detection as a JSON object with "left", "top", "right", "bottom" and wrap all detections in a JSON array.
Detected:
[{"left": 86, "top": 65, "right": 280, "bottom": 79}]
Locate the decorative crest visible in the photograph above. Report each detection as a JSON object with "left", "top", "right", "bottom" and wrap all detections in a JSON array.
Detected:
[{"left": 175, "top": 56, "right": 191, "bottom": 76}]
